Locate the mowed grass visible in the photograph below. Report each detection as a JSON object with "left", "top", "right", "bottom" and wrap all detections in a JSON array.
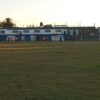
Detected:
[{"left": 0, "top": 41, "right": 100, "bottom": 100}]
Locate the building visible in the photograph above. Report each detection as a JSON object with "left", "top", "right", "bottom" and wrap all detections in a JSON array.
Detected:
[{"left": 0, "top": 26, "right": 98, "bottom": 41}]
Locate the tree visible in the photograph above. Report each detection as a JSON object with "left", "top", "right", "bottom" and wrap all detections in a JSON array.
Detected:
[
  {"left": 40, "top": 22, "right": 43, "bottom": 27},
  {"left": 2, "top": 18, "right": 16, "bottom": 28},
  {"left": 43, "top": 24, "right": 53, "bottom": 28},
  {"left": 0, "top": 21, "right": 2, "bottom": 28}
]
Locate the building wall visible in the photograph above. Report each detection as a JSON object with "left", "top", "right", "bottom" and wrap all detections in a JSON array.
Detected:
[{"left": 0, "top": 27, "right": 99, "bottom": 41}]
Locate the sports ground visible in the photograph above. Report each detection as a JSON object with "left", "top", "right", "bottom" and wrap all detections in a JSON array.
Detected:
[{"left": 0, "top": 41, "right": 100, "bottom": 100}]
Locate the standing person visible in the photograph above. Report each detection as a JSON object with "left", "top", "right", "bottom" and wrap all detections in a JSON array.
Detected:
[{"left": 60, "top": 36, "right": 62, "bottom": 42}]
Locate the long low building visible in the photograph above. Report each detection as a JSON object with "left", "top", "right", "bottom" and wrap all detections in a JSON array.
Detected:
[{"left": 0, "top": 26, "right": 99, "bottom": 41}]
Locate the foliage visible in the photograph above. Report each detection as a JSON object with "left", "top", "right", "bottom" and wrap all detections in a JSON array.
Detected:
[
  {"left": 43, "top": 24, "right": 53, "bottom": 28},
  {"left": 0, "top": 18, "right": 16, "bottom": 28},
  {"left": 0, "top": 21, "right": 2, "bottom": 28},
  {"left": 40, "top": 22, "right": 43, "bottom": 27}
]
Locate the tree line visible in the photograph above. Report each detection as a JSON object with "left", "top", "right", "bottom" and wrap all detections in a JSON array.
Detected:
[{"left": 0, "top": 18, "right": 53, "bottom": 28}]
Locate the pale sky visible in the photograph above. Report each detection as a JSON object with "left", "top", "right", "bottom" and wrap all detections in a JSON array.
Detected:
[{"left": 0, "top": 0, "right": 100, "bottom": 27}]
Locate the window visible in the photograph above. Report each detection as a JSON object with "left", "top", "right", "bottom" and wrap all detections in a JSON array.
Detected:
[
  {"left": 34, "top": 30, "right": 40, "bottom": 33},
  {"left": 23, "top": 30, "right": 29, "bottom": 33},
  {"left": 45, "top": 30, "right": 51, "bottom": 32},
  {"left": 13, "top": 30, "right": 18, "bottom": 33},
  {"left": 1, "top": 30, "right": 5, "bottom": 34},
  {"left": 56, "top": 30, "right": 62, "bottom": 32},
  {"left": 19, "top": 31, "right": 22, "bottom": 35}
]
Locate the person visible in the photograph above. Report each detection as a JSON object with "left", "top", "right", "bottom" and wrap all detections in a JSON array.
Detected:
[{"left": 60, "top": 36, "right": 62, "bottom": 42}]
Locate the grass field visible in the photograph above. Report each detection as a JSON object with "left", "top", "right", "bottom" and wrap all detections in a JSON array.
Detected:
[{"left": 0, "top": 41, "right": 100, "bottom": 100}]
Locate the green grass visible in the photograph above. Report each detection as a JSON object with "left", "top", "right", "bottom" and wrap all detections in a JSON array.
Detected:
[{"left": 0, "top": 41, "right": 100, "bottom": 100}]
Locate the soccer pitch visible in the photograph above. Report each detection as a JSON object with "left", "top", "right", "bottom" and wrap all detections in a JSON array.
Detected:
[{"left": 0, "top": 41, "right": 100, "bottom": 100}]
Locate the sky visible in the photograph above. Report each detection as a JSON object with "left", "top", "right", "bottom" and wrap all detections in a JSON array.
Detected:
[{"left": 0, "top": 0, "right": 100, "bottom": 27}]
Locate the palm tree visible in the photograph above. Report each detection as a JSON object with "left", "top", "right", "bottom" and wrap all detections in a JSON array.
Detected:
[{"left": 2, "top": 18, "right": 16, "bottom": 28}]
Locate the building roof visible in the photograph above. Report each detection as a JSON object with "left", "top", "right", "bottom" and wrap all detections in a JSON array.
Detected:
[{"left": 0, "top": 26, "right": 96, "bottom": 30}]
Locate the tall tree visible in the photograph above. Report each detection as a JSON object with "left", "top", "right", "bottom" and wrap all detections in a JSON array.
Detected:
[
  {"left": 2, "top": 18, "right": 16, "bottom": 28},
  {"left": 40, "top": 22, "right": 43, "bottom": 27}
]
